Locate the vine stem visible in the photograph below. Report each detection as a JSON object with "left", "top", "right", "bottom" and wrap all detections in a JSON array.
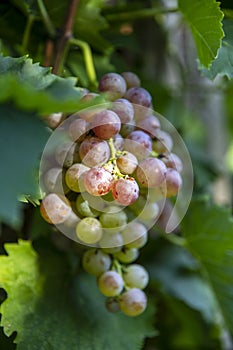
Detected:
[
  {"left": 106, "top": 7, "right": 178, "bottom": 22},
  {"left": 52, "top": 0, "right": 79, "bottom": 74},
  {"left": 22, "top": 14, "right": 35, "bottom": 52},
  {"left": 37, "top": 0, "right": 56, "bottom": 38}
]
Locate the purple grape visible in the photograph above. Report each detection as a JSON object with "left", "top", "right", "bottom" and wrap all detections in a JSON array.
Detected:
[
  {"left": 125, "top": 87, "right": 152, "bottom": 107},
  {"left": 68, "top": 117, "right": 89, "bottom": 142},
  {"left": 110, "top": 98, "right": 134, "bottom": 124},
  {"left": 165, "top": 168, "right": 182, "bottom": 197},
  {"left": 98, "top": 73, "right": 127, "bottom": 100},
  {"left": 121, "top": 72, "right": 141, "bottom": 89},
  {"left": 91, "top": 110, "right": 121, "bottom": 140},
  {"left": 124, "top": 130, "right": 152, "bottom": 160},
  {"left": 137, "top": 157, "right": 167, "bottom": 187}
]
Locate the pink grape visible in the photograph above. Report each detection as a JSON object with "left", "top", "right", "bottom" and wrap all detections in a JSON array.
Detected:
[
  {"left": 116, "top": 151, "right": 138, "bottom": 174},
  {"left": 137, "top": 157, "right": 167, "bottom": 188},
  {"left": 79, "top": 137, "right": 110, "bottom": 167},
  {"left": 84, "top": 167, "right": 114, "bottom": 196},
  {"left": 124, "top": 130, "right": 152, "bottom": 160},
  {"left": 121, "top": 72, "right": 141, "bottom": 89},
  {"left": 91, "top": 110, "right": 121, "bottom": 140},
  {"left": 98, "top": 73, "right": 127, "bottom": 100},
  {"left": 110, "top": 98, "right": 134, "bottom": 124},
  {"left": 165, "top": 168, "right": 182, "bottom": 197},
  {"left": 68, "top": 118, "right": 89, "bottom": 142},
  {"left": 162, "top": 153, "right": 183, "bottom": 173},
  {"left": 153, "top": 129, "right": 173, "bottom": 154},
  {"left": 125, "top": 87, "right": 152, "bottom": 107},
  {"left": 136, "top": 115, "right": 160, "bottom": 137},
  {"left": 119, "top": 288, "right": 147, "bottom": 316},
  {"left": 112, "top": 177, "right": 139, "bottom": 206}
]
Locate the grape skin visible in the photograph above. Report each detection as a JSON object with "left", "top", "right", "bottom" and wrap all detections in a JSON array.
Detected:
[
  {"left": 119, "top": 288, "right": 147, "bottom": 317},
  {"left": 123, "top": 264, "right": 149, "bottom": 289},
  {"left": 76, "top": 217, "right": 103, "bottom": 244},
  {"left": 84, "top": 166, "right": 114, "bottom": 196},
  {"left": 98, "top": 73, "right": 127, "bottom": 100},
  {"left": 137, "top": 157, "right": 167, "bottom": 188},
  {"left": 79, "top": 137, "right": 110, "bottom": 167},
  {"left": 98, "top": 270, "right": 124, "bottom": 297},
  {"left": 91, "top": 110, "right": 121, "bottom": 140},
  {"left": 82, "top": 249, "right": 111, "bottom": 276},
  {"left": 112, "top": 177, "right": 139, "bottom": 206}
]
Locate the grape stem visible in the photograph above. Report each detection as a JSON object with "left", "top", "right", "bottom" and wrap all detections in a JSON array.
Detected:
[
  {"left": 105, "top": 7, "right": 178, "bottom": 22},
  {"left": 37, "top": 0, "right": 56, "bottom": 38},
  {"left": 22, "top": 14, "right": 35, "bottom": 52},
  {"left": 106, "top": 138, "right": 125, "bottom": 179}
]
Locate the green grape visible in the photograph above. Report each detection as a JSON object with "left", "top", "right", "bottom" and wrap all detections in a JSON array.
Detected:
[
  {"left": 119, "top": 288, "right": 147, "bottom": 317},
  {"left": 98, "top": 270, "right": 124, "bottom": 297},
  {"left": 65, "top": 163, "right": 89, "bottom": 192},
  {"left": 99, "top": 232, "right": 123, "bottom": 253},
  {"left": 76, "top": 194, "right": 100, "bottom": 218},
  {"left": 123, "top": 264, "right": 149, "bottom": 289},
  {"left": 99, "top": 206, "right": 127, "bottom": 233},
  {"left": 114, "top": 248, "right": 139, "bottom": 263},
  {"left": 121, "top": 222, "right": 148, "bottom": 249},
  {"left": 82, "top": 249, "right": 111, "bottom": 276},
  {"left": 76, "top": 217, "right": 103, "bottom": 244}
]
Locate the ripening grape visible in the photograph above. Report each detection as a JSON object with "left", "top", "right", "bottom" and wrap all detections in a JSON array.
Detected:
[
  {"left": 91, "top": 110, "right": 121, "bottom": 140},
  {"left": 99, "top": 232, "right": 123, "bottom": 253},
  {"left": 112, "top": 177, "right": 139, "bottom": 206},
  {"left": 40, "top": 193, "right": 71, "bottom": 224},
  {"left": 124, "top": 130, "right": 152, "bottom": 160},
  {"left": 125, "top": 87, "right": 152, "bottom": 108},
  {"left": 76, "top": 194, "right": 100, "bottom": 217},
  {"left": 98, "top": 73, "right": 127, "bottom": 100},
  {"left": 162, "top": 153, "right": 183, "bottom": 173},
  {"left": 79, "top": 137, "right": 110, "bottom": 167},
  {"left": 98, "top": 270, "right": 124, "bottom": 297},
  {"left": 165, "top": 168, "right": 182, "bottom": 197},
  {"left": 116, "top": 151, "right": 138, "bottom": 175},
  {"left": 55, "top": 141, "right": 80, "bottom": 168},
  {"left": 119, "top": 288, "right": 147, "bottom": 316},
  {"left": 121, "top": 221, "right": 148, "bottom": 249},
  {"left": 82, "top": 249, "right": 111, "bottom": 276},
  {"left": 76, "top": 217, "right": 103, "bottom": 244},
  {"left": 68, "top": 117, "right": 89, "bottom": 142},
  {"left": 65, "top": 163, "right": 89, "bottom": 192},
  {"left": 153, "top": 130, "right": 173, "bottom": 154},
  {"left": 136, "top": 115, "right": 160, "bottom": 138},
  {"left": 105, "top": 297, "right": 120, "bottom": 313},
  {"left": 137, "top": 157, "right": 167, "bottom": 188},
  {"left": 121, "top": 72, "right": 141, "bottom": 89},
  {"left": 114, "top": 248, "right": 139, "bottom": 263},
  {"left": 84, "top": 167, "right": 114, "bottom": 196},
  {"left": 123, "top": 264, "right": 149, "bottom": 289},
  {"left": 99, "top": 206, "right": 127, "bottom": 233},
  {"left": 110, "top": 98, "right": 134, "bottom": 124}
]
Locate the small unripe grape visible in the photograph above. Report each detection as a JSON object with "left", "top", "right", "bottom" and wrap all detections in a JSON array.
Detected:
[
  {"left": 65, "top": 163, "right": 89, "bottom": 192},
  {"left": 79, "top": 137, "right": 110, "bottom": 167},
  {"left": 112, "top": 177, "right": 139, "bottom": 206},
  {"left": 121, "top": 72, "right": 141, "bottom": 89},
  {"left": 123, "top": 264, "right": 149, "bottom": 289},
  {"left": 125, "top": 87, "right": 152, "bottom": 108},
  {"left": 165, "top": 168, "right": 182, "bottom": 197},
  {"left": 99, "top": 206, "right": 127, "bottom": 233},
  {"left": 82, "top": 249, "right": 111, "bottom": 276},
  {"left": 91, "top": 110, "right": 121, "bottom": 140},
  {"left": 116, "top": 152, "right": 138, "bottom": 175},
  {"left": 137, "top": 158, "right": 167, "bottom": 188},
  {"left": 105, "top": 297, "right": 120, "bottom": 313},
  {"left": 98, "top": 270, "right": 124, "bottom": 297},
  {"left": 121, "top": 221, "right": 148, "bottom": 249},
  {"left": 114, "top": 248, "right": 139, "bottom": 263},
  {"left": 76, "top": 217, "right": 103, "bottom": 244},
  {"left": 138, "top": 201, "right": 160, "bottom": 223},
  {"left": 119, "top": 288, "right": 147, "bottom": 317},
  {"left": 98, "top": 73, "right": 127, "bottom": 100},
  {"left": 76, "top": 194, "right": 99, "bottom": 218},
  {"left": 84, "top": 167, "right": 114, "bottom": 196},
  {"left": 99, "top": 232, "right": 123, "bottom": 253},
  {"left": 40, "top": 193, "right": 71, "bottom": 224}
]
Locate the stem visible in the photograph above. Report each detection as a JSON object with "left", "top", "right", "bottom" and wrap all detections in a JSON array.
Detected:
[
  {"left": 37, "top": 0, "right": 56, "bottom": 38},
  {"left": 53, "top": 0, "right": 79, "bottom": 74},
  {"left": 106, "top": 7, "right": 178, "bottom": 22},
  {"left": 69, "top": 38, "right": 97, "bottom": 88},
  {"left": 22, "top": 14, "right": 35, "bottom": 52}
]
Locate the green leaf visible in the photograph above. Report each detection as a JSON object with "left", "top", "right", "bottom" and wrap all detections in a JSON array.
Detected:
[
  {"left": 0, "top": 240, "right": 156, "bottom": 350},
  {"left": 178, "top": 0, "right": 224, "bottom": 68},
  {"left": 0, "top": 104, "right": 49, "bottom": 227},
  {"left": 0, "top": 55, "right": 85, "bottom": 114},
  {"left": 182, "top": 198, "right": 233, "bottom": 335},
  {"left": 201, "top": 19, "right": 233, "bottom": 79}
]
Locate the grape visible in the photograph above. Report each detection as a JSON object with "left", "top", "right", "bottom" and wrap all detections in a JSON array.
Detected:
[
  {"left": 123, "top": 264, "right": 149, "bottom": 289},
  {"left": 98, "top": 270, "right": 124, "bottom": 297},
  {"left": 119, "top": 288, "right": 147, "bottom": 316},
  {"left": 113, "top": 133, "right": 124, "bottom": 151},
  {"left": 110, "top": 98, "right": 134, "bottom": 124},
  {"left": 76, "top": 217, "right": 103, "bottom": 244},
  {"left": 84, "top": 167, "right": 114, "bottom": 196},
  {"left": 120, "top": 121, "right": 135, "bottom": 138},
  {"left": 105, "top": 297, "right": 120, "bottom": 313},
  {"left": 99, "top": 206, "right": 127, "bottom": 233},
  {"left": 55, "top": 141, "right": 80, "bottom": 168},
  {"left": 79, "top": 137, "right": 110, "bottom": 167},
  {"left": 153, "top": 130, "right": 173, "bottom": 154},
  {"left": 46, "top": 112, "right": 64, "bottom": 129},
  {"left": 121, "top": 72, "right": 141, "bottom": 89},
  {"left": 121, "top": 221, "right": 148, "bottom": 249},
  {"left": 114, "top": 248, "right": 139, "bottom": 263},
  {"left": 112, "top": 177, "right": 139, "bottom": 206},
  {"left": 76, "top": 194, "right": 100, "bottom": 217},
  {"left": 99, "top": 232, "right": 123, "bottom": 253},
  {"left": 138, "top": 201, "right": 160, "bottom": 223},
  {"left": 82, "top": 249, "right": 111, "bottom": 276},
  {"left": 137, "top": 157, "right": 167, "bottom": 188},
  {"left": 65, "top": 163, "right": 89, "bottom": 192},
  {"left": 124, "top": 130, "right": 152, "bottom": 160},
  {"left": 98, "top": 73, "right": 127, "bottom": 100},
  {"left": 165, "top": 168, "right": 182, "bottom": 197},
  {"left": 43, "top": 167, "right": 69, "bottom": 194},
  {"left": 68, "top": 117, "right": 89, "bottom": 142},
  {"left": 91, "top": 110, "right": 121, "bottom": 140},
  {"left": 40, "top": 193, "right": 71, "bottom": 224},
  {"left": 125, "top": 87, "right": 152, "bottom": 107},
  {"left": 136, "top": 115, "right": 160, "bottom": 137},
  {"left": 116, "top": 152, "right": 138, "bottom": 175},
  {"left": 162, "top": 153, "right": 183, "bottom": 173}
]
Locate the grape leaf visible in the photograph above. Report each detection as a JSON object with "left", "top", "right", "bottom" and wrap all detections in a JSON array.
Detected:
[
  {"left": 0, "top": 240, "right": 156, "bottom": 350},
  {"left": 0, "top": 104, "right": 49, "bottom": 227},
  {"left": 178, "top": 0, "right": 224, "bottom": 68},
  {"left": 0, "top": 56, "right": 85, "bottom": 114},
  {"left": 200, "top": 19, "right": 233, "bottom": 79},
  {"left": 182, "top": 198, "right": 233, "bottom": 335}
]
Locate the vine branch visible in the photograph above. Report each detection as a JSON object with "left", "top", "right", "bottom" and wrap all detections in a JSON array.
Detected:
[{"left": 52, "top": 0, "right": 79, "bottom": 74}]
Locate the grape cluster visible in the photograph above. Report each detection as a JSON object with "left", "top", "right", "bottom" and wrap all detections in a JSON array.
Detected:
[{"left": 40, "top": 71, "right": 183, "bottom": 317}]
